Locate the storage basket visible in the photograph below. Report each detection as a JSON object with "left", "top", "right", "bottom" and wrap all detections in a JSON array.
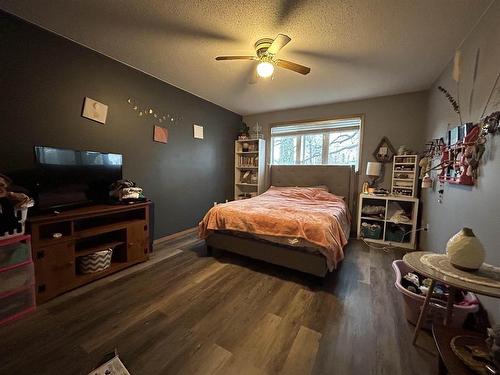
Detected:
[
  {"left": 386, "top": 226, "right": 408, "bottom": 243},
  {"left": 392, "top": 260, "right": 479, "bottom": 329},
  {"left": 0, "top": 235, "right": 31, "bottom": 270},
  {"left": 0, "top": 207, "right": 28, "bottom": 240},
  {"left": 77, "top": 249, "right": 113, "bottom": 274},
  {"left": 360, "top": 222, "right": 382, "bottom": 240}
]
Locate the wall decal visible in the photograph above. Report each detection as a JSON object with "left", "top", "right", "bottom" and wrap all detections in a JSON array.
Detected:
[
  {"left": 82, "top": 97, "right": 108, "bottom": 124},
  {"left": 127, "top": 97, "right": 183, "bottom": 126},
  {"left": 153, "top": 125, "right": 168, "bottom": 144},
  {"left": 193, "top": 124, "right": 204, "bottom": 139}
]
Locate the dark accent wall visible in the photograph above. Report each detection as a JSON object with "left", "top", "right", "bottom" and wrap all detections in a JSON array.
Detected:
[{"left": 0, "top": 11, "right": 241, "bottom": 239}]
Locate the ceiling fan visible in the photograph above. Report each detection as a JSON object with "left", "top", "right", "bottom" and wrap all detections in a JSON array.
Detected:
[{"left": 215, "top": 34, "right": 311, "bottom": 80}]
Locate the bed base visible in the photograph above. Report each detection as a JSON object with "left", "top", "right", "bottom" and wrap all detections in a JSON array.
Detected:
[{"left": 206, "top": 232, "right": 328, "bottom": 277}]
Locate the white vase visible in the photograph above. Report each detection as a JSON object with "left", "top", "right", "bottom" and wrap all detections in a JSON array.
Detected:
[{"left": 446, "top": 228, "right": 485, "bottom": 271}]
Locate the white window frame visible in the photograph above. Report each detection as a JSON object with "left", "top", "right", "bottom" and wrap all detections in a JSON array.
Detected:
[{"left": 270, "top": 115, "right": 364, "bottom": 170}]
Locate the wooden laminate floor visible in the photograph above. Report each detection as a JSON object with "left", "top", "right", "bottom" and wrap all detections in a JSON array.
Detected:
[{"left": 0, "top": 233, "right": 437, "bottom": 375}]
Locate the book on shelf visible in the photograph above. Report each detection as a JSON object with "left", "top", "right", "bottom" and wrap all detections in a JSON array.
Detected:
[{"left": 238, "top": 155, "right": 259, "bottom": 167}]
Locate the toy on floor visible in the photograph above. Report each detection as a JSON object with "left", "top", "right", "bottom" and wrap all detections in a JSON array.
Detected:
[{"left": 401, "top": 271, "right": 478, "bottom": 306}]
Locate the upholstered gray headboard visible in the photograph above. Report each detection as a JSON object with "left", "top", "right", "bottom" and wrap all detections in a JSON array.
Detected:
[{"left": 270, "top": 165, "right": 356, "bottom": 210}]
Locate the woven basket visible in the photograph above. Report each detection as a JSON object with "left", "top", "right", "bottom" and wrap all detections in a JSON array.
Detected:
[{"left": 78, "top": 249, "right": 113, "bottom": 274}]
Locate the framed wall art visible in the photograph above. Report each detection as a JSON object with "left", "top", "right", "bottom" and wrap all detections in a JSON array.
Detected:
[
  {"left": 373, "top": 136, "right": 396, "bottom": 163},
  {"left": 153, "top": 125, "right": 168, "bottom": 144},
  {"left": 82, "top": 97, "right": 108, "bottom": 124}
]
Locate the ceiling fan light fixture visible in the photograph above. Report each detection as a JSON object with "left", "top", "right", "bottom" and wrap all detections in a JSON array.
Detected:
[{"left": 256, "top": 61, "right": 274, "bottom": 78}]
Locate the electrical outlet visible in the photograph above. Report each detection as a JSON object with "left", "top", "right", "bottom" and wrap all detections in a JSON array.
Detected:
[{"left": 425, "top": 223, "right": 430, "bottom": 231}]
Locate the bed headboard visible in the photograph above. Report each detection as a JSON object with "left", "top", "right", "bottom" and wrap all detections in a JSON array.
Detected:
[{"left": 270, "top": 165, "right": 356, "bottom": 209}]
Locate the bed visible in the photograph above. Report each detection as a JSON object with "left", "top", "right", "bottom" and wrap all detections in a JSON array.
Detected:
[{"left": 199, "top": 165, "right": 355, "bottom": 277}]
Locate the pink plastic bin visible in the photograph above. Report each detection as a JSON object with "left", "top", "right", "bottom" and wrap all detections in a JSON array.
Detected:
[
  {"left": 0, "top": 286, "right": 35, "bottom": 326},
  {"left": 0, "top": 260, "right": 35, "bottom": 297},
  {"left": 392, "top": 260, "right": 478, "bottom": 329},
  {"left": 0, "top": 234, "right": 32, "bottom": 270}
]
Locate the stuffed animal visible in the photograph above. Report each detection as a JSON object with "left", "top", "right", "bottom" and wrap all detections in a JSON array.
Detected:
[
  {"left": 0, "top": 175, "right": 18, "bottom": 235},
  {"left": 0, "top": 174, "right": 11, "bottom": 198},
  {"left": 486, "top": 325, "right": 500, "bottom": 369},
  {"left": 0, "top": 174, "right": 34, "bottom": 236}
]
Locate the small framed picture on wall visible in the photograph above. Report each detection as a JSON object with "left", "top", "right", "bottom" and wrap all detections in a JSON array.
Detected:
[{"left": 82, "top": 97, "right": 108, "bottom": 124}]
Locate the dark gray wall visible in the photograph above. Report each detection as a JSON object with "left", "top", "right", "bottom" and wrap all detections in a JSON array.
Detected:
[
  {"left": 0, "top": 11, "right": 241, "bottom": 238},
  {"left": 420, "top": 2, "right": 500, "bottom": 323}
]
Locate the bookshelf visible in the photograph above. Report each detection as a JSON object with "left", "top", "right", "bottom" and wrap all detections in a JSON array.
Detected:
[
  {"left": 391, "top": 154, "right": 418, "bottom": 197},
  {"left": 234, "top": 139, "right": 265, "bottom": 200}
]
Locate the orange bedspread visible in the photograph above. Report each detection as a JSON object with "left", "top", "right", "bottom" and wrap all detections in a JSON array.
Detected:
[{"left": 198, "top": 186, "right": 350, "bottom": 270}]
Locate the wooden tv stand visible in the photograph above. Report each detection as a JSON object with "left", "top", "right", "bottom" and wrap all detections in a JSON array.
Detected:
[{"left": 28, "top": 202, "right": 151, "bottom": 304}]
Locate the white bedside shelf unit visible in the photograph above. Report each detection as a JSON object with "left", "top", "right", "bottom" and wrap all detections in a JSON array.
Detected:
[
  {"left": 391, "top": 155, "right": 418, "bottom": 197},
  {"left": 234, "top": 139, "right": 265, "bottom": 200},
  {"left": 357, "top": 193, "right": 419, "bottom": 250}
]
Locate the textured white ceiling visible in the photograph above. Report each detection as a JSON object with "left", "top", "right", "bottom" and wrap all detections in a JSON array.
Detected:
[{"left": 0, "top": 0, "right": 493, "bottom": 115}]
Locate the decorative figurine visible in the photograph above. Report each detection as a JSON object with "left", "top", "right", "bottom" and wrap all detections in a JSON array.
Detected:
[{"left": 446, "top": 228, "right": 485, "bottom": 271}]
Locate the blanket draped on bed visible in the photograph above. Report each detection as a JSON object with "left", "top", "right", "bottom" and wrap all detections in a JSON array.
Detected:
[{"left": 198, "top": 186, "right": 350, "bottom": 270}]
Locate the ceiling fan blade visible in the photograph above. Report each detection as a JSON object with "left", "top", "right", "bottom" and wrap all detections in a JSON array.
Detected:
[
  {"left": 276, "top": 59, "right": 311, "bottom": 75},
  {"left": 267, "top": 34, "right": 291, "bottom": 55},
  {"left": 215, "top": 56, "right": 257, "bottom": 61}
]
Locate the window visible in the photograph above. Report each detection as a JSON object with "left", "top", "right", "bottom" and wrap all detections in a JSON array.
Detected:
[{"left": 271, "top": 117, "right": 362, "bottom": 169}]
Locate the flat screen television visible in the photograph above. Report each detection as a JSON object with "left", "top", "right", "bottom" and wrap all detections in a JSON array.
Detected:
[{"left": 34, "top": 146, "right": 123, "bottom": 210}]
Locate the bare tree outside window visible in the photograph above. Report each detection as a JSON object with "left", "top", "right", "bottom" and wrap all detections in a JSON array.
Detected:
[
  {"left": 302, "top": 134, "right": 323, "bottom": 164},
  {"left": 270, "top": 117, "right": 361, "bottom": 169},
  {"left": 328, "top": 129, "right": 359, "bottom": 166},
  {"left": 272, "top": 136, "right": 297, "bottom": 165}
]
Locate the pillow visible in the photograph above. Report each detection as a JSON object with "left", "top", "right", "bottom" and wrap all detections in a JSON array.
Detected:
[
  {"left": 310, "top": 185, "right": 329, "bottom": 192},
  {"left": 269, "top": 185, "right": 329, "bottom": 192}
]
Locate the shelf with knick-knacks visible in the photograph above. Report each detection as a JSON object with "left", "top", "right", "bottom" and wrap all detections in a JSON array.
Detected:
[
  {"left": 391, "top": 155, "right": 418, "bottom": 197},
  {"left": 234, "top": 139, "right": 265, "bottom": 200}
]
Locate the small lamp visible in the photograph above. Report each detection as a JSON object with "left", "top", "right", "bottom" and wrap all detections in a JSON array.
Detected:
[{"left": 366, "top": 162, "right": 382, "bottom": 190}]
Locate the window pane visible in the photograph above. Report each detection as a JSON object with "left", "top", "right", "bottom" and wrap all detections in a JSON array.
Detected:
[
  {"left": 328, "top": 129, "right": 359, "bottom": 167},
  {"left": 301, "top": 134, "right": 323, "bottom": 165},
  {"left": 272, "top": 136, "right": 297, "bottom": 165}
]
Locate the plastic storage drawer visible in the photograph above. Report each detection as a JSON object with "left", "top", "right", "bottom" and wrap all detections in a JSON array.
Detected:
[
  {"left": 0, "top": 286, "right": 35, "bottom": 325},
  {"left": 0, "top": 235, "right": 31, "bottom": 270},
  {"left": 0, "top": 261, "right": 35, "bottom": 296}
]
